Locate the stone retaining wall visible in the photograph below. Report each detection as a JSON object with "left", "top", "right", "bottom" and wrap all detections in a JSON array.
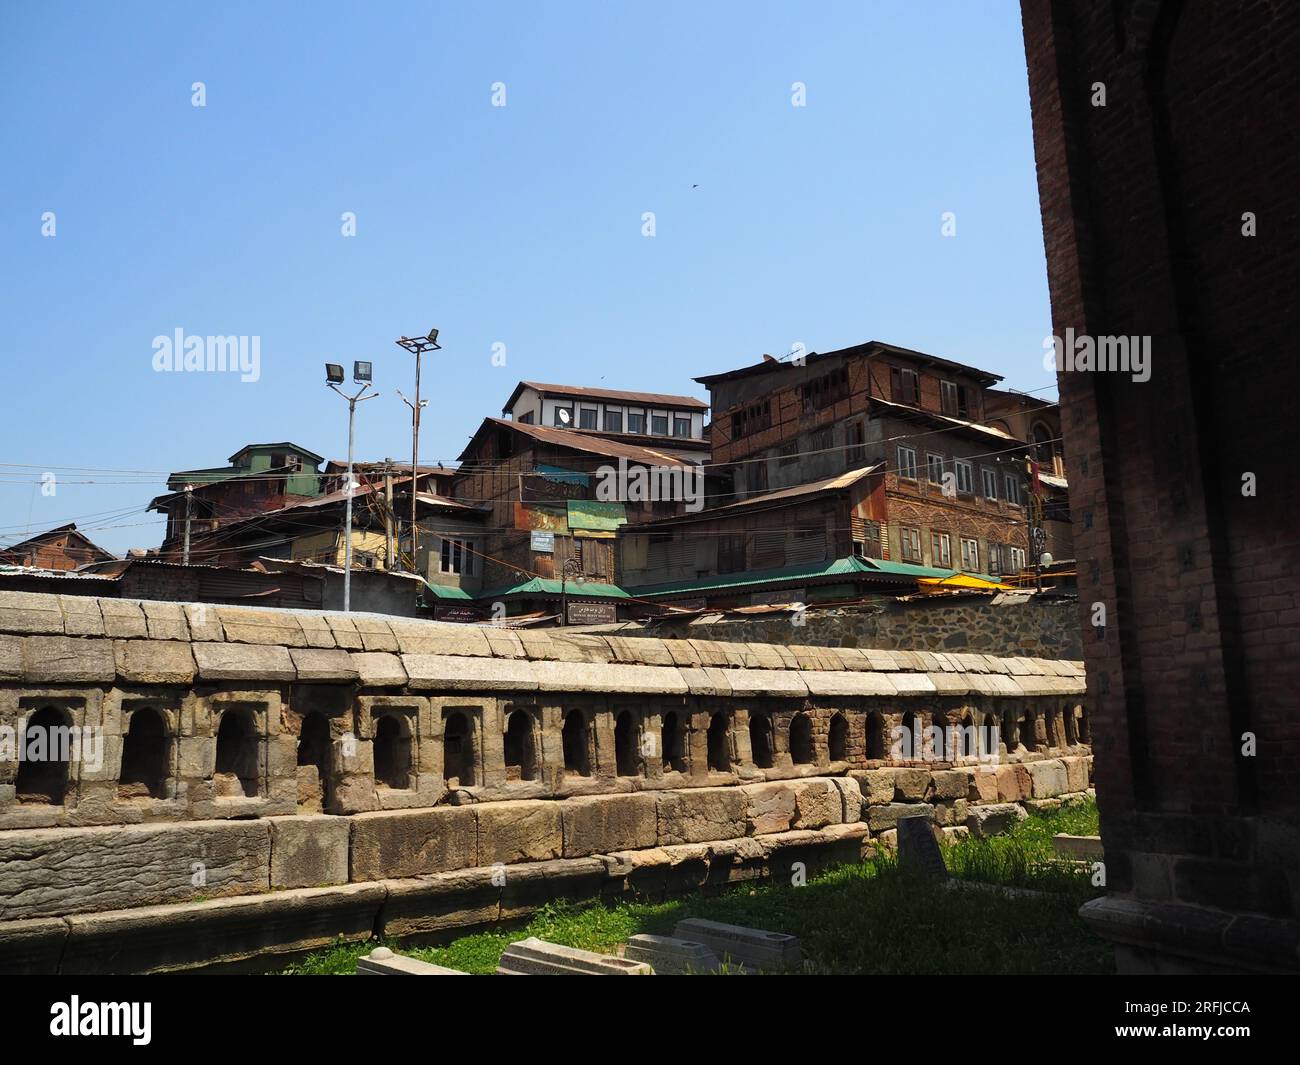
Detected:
[{"left": 0, "top": 591, "right": 1091, "bottom": 971}]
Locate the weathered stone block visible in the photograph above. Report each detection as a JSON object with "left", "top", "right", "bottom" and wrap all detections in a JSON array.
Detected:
[
  {"left": 114, "top": 639, "right": 196, "bottom": 685},
  {"left": 0, "top": 635, "right": 24, "bottom": 680},
  {"left": 289, "top": 648, "right": 357, "bottom": 683},
  {"left": 22, "top": 636, "right": 115, "bottom": 683},
  {"left": 192, "top": 642, "right": 295, "bottom": 682},
  {"left": 867, "top": 802, "right": 933, "bottom": 832},
  {"left": 350, "top": 806, "right": 477, "bottom": 880},
  {"left": 742, "top": 781, "right": 797, "bottom": 835},
  {"left": 477, "top": 800, "right": 563, "bottom": 865},
  {"left": 497, "top": 937, "right": 652, "bottom": 975},
  {"left": 965, "top": 802, "right": 1027, "bottom": 839},
  {"left": 969, "top": 767, "right": 1001, "bottom": 803},
  {"left": 657, "top": 787, "right": 747, "bottom": 845},
  {"left": 930, "top": 769, "right": 969, "bottom": 800},
  {"left": 402, "top": 654, "right": 539, "bottom": 692},
  {"left": 624, "top": 933, "right": 721, "bottom": 975},
  {"left": 215, "top": 607, "right": 306, "bottom": 647},
  {"left": 0, "top": 591, "right": 63, "bottom": 634},
  {"left": 673, "top": 918, "right": 801, "bottom": 971},
  {"left": 1026, "top": 759, "right": 1068, "bottom": 798},
  {"left": 0, "top": 820, "right": 271, "bottom": 920},
  {"left": 561, "top": 793, "right": 657, "bottom": 857},
  {"left": 269, "top": 815, "right": 350, "bottom": 888},
  {"left": 142, "top": 601, "right": 189, "bottom": 641},
  {"left": 59, "top": 597, "right": 105, "bottom": 637},
  {"left": 892, "top": 767, "right": 933, "bottom": 802},
  {"left": 831, "top": 776, "right": 863, "bottom": 823},
  {"left": 793, "top": 778, "right": 843, "bottom": 830},
  {"left": 1062, "top": 755, "right": 1089, "bottom": 793},
  {"left": 357, "top": 946, "right": 467, "bottom": 975},
  {"left": 852, "top": 768, "right": 897, "bottom": 806},
  {"left": 349, "top": 652, "right": 406, "bottom": 687}
]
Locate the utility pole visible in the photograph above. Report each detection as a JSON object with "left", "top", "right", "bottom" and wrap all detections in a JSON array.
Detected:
[
  {"left": 383, "top": 458, "right": 395, "bottom": 571},
  {"left": 182, "top": 484, "right": 194, "bottom": 565},
  {"left": 326, "top": 361, "right": 379, "bottom": 611},
  {"left": 396, "top": 328, "right": 441, "bottom": 574}
]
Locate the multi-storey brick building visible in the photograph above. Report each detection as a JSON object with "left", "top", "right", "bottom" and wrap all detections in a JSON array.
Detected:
[{"left": 695, "top": 341, "right": 1039, "bottom": 580}]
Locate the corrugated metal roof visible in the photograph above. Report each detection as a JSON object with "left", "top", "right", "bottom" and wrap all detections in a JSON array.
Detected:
[
  {"left": 505, "top": 380, "right": 708, "bottom": 412},
  {"left": 460, "top": 417, "right": 701, "bottom": 468}
]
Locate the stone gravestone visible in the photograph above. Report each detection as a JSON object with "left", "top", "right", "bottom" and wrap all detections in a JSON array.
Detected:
[{"left": 897, "top": 814, "right": 948, "bottom": 879}]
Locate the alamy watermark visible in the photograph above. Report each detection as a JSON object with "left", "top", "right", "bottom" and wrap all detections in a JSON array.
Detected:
[
  {"left": 891, "top": 721, "right": 1000, "bottom": 770},
  {"left": 1043, "top": 328, "right": 1150, "bottom": 383},
  {"left": 152, "top": 329, "right": 261, "bottom": 383},
  {"left": 0, "top": 722, "right": 103, "bottom": 771},
  {"left": 595, "top": 458, "right": 704, "bottom": 512}
]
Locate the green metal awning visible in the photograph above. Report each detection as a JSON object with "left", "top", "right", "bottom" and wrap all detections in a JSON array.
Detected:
[
  {"left": 476, "top": 577, "right": 631, "bottom": 600},
  {"left": 422, "top": 582, "right": 475, "bottom": 601},
  {"left": 625, "top": 557, "right": 889, "bottom": 599},
  {"left": 860, "top": 558, "right": 1004, "bottom": 584}
]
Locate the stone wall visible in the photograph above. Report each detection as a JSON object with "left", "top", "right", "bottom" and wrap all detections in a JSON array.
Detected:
[
  {"left": 611, "top": 593, "right": 1082, "bottom": 660},
  {"left": 0, "top": 590, "right": 1091, "bottom": 972}
]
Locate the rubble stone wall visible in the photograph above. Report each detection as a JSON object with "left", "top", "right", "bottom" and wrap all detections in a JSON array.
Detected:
[{"left": 0, "top": 591, "right": 1091, "bottom": 971}]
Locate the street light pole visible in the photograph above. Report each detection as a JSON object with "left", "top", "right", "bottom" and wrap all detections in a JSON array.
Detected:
[
  {"left": 326, "top": 362, "right": 378, "bottom": 612},
  {"left": 396, "top": 328, "right": 441, "bottom": 574}
]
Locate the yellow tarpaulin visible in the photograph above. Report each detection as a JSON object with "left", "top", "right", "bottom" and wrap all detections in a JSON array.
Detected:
[{"left": 917, "top": 574, "right": 1017, "bottom": 591}]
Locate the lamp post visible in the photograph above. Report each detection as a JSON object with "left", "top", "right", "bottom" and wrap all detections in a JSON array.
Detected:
[
  {"left": 395, "top": 328, "right": 441, "bottom": 574},
  {"left": 560, "top": 555, "right": 586, "bottom": 626},
  {"left": 326, "top": 361, "right": 379, "bottom": 612}
]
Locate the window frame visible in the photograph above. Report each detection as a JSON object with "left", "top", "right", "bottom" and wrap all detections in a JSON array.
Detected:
[
  {"left": 960, "top": 537, "right": 980, "bottom": 572},
  {"left": 954, "top": 459, "right": 973, "bottom": 495},
  {"left": 896, "top": 445, "right": 918, "bottom": 480}
]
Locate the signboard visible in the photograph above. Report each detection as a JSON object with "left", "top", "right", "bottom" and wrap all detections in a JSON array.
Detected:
[
  {"left": 566, "top": 601, "right": 618, "bottom": 625},
  {"left": 530, "top": 531, "right": 556, "bottom": 553},
  {"left": 434, "top": 605, "right": 483, "bottom": 623}
]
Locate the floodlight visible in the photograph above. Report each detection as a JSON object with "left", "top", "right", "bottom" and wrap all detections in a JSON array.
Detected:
[
  {"left": 353, "top": 360, "right": 373, "bottom": 383},
  {"left": 325, "top": 363, "right": 345, "bottom": 384}
]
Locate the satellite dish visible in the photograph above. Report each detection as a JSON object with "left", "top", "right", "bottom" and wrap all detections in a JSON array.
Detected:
[{"left": 558, "top": 409, "right": 571, "bottom": 425}]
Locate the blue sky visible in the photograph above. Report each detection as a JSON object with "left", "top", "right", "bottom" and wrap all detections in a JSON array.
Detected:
[{"left": 0, "top": 0, "right": 1052, "bottom": 555}]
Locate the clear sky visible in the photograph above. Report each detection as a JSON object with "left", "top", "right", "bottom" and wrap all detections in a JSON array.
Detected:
[{"left": 0, "top": 0, "right": 1053, "bottom": 555}]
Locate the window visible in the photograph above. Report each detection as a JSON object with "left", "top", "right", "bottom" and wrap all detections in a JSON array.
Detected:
[
  {"left": 931, "top": 531, "right": 952, "bottom": 568},
  {"left": 749, "top": 714, "right": 774, "bottom": 769},
  {"left": 853, "top": 517, "right": 883, "bottom": 559},
  {"left": 800, "top": 365, "right": 850, "bottom": 413},
  {"left": 846, "top": 421, "right": 866, "bottom": 464},
  {"left": 940, "top": 381, "right": 972, "bottom": 417},
  {"left": 707, "top": 712, "right": 731, "bottom": 772},
  {"left": 517, "top": 410, "right": 535, "bottom": 424},
  {"left": 899, "top": 526, "right": 922, "bottom": 562},
  {"left": 562, "top": 710, "right": 590, "bottom": 777},
  {"left": 926, "top": 453, "right": 945, "bottom": 484},
  {"left": 866, "top": 711, "right": 885, "bottom": 759},
  {"left": 1009, "top": 546, "right": 1027, "bottom": 572},
  {"left": 809, "top": 426, "right": 832, "bottom": 455},
  {"left": 828, "top": 713, "right": 848, "bottom": 761},
  {"left": 662, "top": 711, "right": 686, "bottom": 772},
  {"left": 297, "top": 712, "right": 331, "bottom": 810},
  {"left": 552, "top": 405, "right": 573, "bottom": 427},
  {"left": 626, "top": 411, "right": 645, "bottom": 434},
  {"left": 789, "top": 713, "right": 814, "bottom": 765},
  {"left": 1005, "top": 473, "right": 1022, "bottom": 506},
  {"left": 503, "top": 710, "right": 537, "bottom": 781},
  {"left": 214, "top": 710, "right": 258, "bottom": 798},
  {"left": 749, "top": 460, "right": 769, "bottom": 494},
  {"left": 578, "top": 407, "right": 598, "bottom": 430},
  {"left": 603, "top": 409, "right": 623, "bottom": 433},
  {"left": 673, "top": 416, "right": 691, "bottom": 437},
  {"left": 960, "top": 537, "right": 980, "bottom": 572},
  {"left": 718, "top": 534, "right": 746, "bottom": 574},
  {"left": 896, "top": 445, "right": 918, "bottom": 480},
  {"left": 119, "top": 707, "right": 169, "bottom": 799},
  {"left": 890, "top": 366, "right": 920, "bottom": 405},
  {"left": 443, "top": 711, "right": 475, "bottom": 786},
  {"left": 615, "top": 711, "right": 640, "bottom": 776},
  {"left": 650, "top": 414, "right": 669, "bottom": 435},
  {"left": 778, "top": 442, "right": 799, "bottom": 467},
  {"left": 730, "top": 401, "right": 771, "bottom": 440},
  {"left": 987, "top": 541, "right": 1002, "bottom": 575},
  {"left": 981, "top": 467, "right": 998, "bottom": 499},
  {"left": 955, "top": 460, "right": 973, "bottom": 495},
  {"left": 374, "top": 715, "right": 412, "bottom": 789},
  {"left": 16, "top": 707, "right": 70, "bottom": 805},
  {"left": 440, "top": 538, "right": 476, "bottom": 575}
]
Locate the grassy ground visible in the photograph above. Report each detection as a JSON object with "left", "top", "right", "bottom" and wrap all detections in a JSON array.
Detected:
[{"left": 283, "top": 798, "right": 1109, "bottom": 975}]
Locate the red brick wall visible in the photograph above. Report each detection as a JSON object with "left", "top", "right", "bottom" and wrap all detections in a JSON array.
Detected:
[{"left": 1022, "top": 0, "right": 1300, "bottom": 923}]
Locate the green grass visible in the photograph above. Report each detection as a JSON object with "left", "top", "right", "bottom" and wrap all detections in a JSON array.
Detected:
[{"left": 282, "top": 799, "right": 1110, "bottom": 975}]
